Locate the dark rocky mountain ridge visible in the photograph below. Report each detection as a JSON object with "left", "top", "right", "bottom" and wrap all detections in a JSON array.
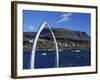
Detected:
[{"left": 23, "top": 28, "right": 90, "bottom": 42}]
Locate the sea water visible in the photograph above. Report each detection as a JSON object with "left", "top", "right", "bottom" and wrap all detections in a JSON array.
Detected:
[{"left": 23, "top": 49, "right": 91, "bottom": 69}]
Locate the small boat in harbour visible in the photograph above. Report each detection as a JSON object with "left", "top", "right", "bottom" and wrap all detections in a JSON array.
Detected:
[
  {"left": 42, "top": 53, "right": 47, "bottom": 56},
  {"left": 72, "top": 50, "right": 80, "bottom": 52},
  {"left": 48, "top": 49, "right": 54, "bottom": 51},
  {"left": 59, "top": 49, "right": 63, "bottom": 52}
]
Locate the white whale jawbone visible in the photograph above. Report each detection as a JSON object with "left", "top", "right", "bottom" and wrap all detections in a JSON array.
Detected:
[{"left": 30, "top": 22, "right": 59, "bottom": 69}]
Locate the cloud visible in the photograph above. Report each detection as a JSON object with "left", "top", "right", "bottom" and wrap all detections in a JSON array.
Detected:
[
  {"left": 56, "top": 13, "right": 72, "bottom": 23},
  {"left": 28, "top": 25, "right": 35, "bottom": 30}
]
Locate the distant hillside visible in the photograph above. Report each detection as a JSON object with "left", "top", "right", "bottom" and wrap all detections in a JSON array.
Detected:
[{"left": 23, "top": 28, "right": 90, "bottom": 42}]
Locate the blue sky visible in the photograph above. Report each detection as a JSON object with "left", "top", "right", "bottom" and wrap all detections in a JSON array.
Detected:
[{"left": 23, "top": 10, "right": 91, "bottom": 35}]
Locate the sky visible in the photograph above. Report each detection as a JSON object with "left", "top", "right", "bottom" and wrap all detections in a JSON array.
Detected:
[{"left": 23, "top": 10, "right": 91, "bottom": 35}]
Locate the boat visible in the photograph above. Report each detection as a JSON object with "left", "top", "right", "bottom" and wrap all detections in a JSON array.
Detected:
[
  {"left": 72, "top": 50, "right": 80, "bottom": 52},
  {"left": 59, "top": 49, "right": 63, "bottom": 52},
  {"left": 48, "top": 49, "right": 54, "bottom": 51},
  {"left": 42, "top": 53, "right": 47, "bottom": 56}
]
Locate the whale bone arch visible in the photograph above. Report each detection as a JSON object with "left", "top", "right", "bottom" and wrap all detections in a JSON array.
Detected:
[{"left": 30, "top": 22, "right": 59, "bottom": 69}]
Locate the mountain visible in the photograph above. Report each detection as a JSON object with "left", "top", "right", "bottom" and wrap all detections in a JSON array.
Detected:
[
  {"left": 23, "top": 32, "right": 36, "bottom": 39},
  {"left": 52, "top": 28, "right": 90, "bottom": 41},
  {"left": 23, "top": 28, "right": 90, "bottom": 42}
]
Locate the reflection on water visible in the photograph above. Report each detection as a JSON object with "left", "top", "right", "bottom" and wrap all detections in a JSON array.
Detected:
[{"left": 23, "top": 49, "right": 91, "bottom": 69}]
